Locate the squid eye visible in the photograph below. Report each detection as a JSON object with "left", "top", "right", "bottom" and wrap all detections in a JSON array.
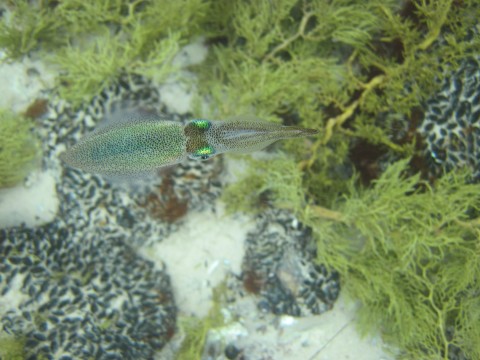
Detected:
[
  {"left": 189, "top": 145, "right": 216, "bottom": 160},
  {"left": 190, "top": 119, "right": 211, "bottom": 130}
]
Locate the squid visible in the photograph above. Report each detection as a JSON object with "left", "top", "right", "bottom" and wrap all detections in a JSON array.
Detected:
[{"left": 60, "top": 113, "right": 318, "bottom": 176}]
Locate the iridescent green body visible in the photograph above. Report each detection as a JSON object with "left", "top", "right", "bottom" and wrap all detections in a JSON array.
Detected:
[
  {"left": 61, "top": 121, "right": 186, "bottom": 175},
  {"left": 60, "top": 114, "right": 318, "bottom": 175}
]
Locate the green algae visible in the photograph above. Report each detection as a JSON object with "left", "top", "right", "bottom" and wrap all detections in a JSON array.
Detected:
[
  {"left": 196, "top": 0, "right": 478, "bottom": 167},
  {"left": 227, "top": 158, "right": 480, "bottom": 359},
  {"left": 0, "top": 0, "right": 209, "bottom": 105},
  {"left": 0, "top": 109, "right": 40, "bottom": 188},
  {"left": 0, "top": 332, "right": 26, "bottom": 360},
  {"left": 206, "top": 1, "right": 480, "bottom": 359},
  {"left": 309, "top": 160, "right": 480, "bottom": 359},
  {"left": 176, "top": 283, "right": 229, "bottom": 360}
]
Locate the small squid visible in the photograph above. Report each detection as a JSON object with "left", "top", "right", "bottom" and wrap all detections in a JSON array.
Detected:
[{"left": 60, "top": 113, "right": 318, "bottom": 176}]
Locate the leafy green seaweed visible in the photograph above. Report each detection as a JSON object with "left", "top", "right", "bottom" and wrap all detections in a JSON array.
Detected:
[
  {"left": 197, "top": 0, "right": 478, "bottom": 162},
  {"left": 0, "top": 1, "right": 62, "bottom": 59}
]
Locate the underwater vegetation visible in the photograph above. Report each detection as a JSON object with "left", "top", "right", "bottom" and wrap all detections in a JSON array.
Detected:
[
  {"left": 203, "top": 0, "right": 480, "bottom": 359},
  {"left": 0, "top": 0, "right": 210, "bottom": 105},
  {"left": 0, "top": 332, "right": 26, "bottom": 360},
  {"left": 1, "top": 0, "right": 480, "bottom": 359},
  {"left": 311, "top": 160, "right": 480, "bottom": 359},
  {"left": 176, "top": 283, "right": 228, "bottom": 360},
  {"left": 0, "top": 109, "right": 39, "bottom": 188}
]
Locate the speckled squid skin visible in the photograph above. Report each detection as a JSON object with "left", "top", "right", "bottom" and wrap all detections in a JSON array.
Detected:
[
  {"left": 61, "top": 115, "right": 318, "bottom": 175},
  {"left": 60, "top": 121, "right": 187, "bottom": 175}
]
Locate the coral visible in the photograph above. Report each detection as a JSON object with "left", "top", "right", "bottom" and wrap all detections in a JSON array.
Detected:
[{"left": 0, "top": 109, "right": 39, "bottom": 188}]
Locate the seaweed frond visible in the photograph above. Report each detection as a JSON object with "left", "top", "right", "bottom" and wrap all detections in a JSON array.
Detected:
[
  {"left": 222, "top": 155, "right": 309, "bottom": 215},
  {"left": 203, "top": 4, "right": 480, "bottom": 355},
  {"left": 53, "top": 31, "right": 127, "bottom": 105},
  {"left": 198, "top": 0, "right": 479, "bottom": 177},
  {"left": 0, "top": 0, "right": 212, "bottom": 105},
  {"left": 308, "top": 159, "right": 480, "bottom": 359},
  {"left": 0, "top": 1, "right": 61, "bottom": 59}
]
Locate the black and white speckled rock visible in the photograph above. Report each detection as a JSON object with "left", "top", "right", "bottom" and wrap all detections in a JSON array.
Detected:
[
  {"left": 418, "top": 55, "right": 480, "bottom": 180},
  {"left": 1, "top": 221, "right": 176, "bottom": 360},
  {"left": 239, "top": 209, "right": 340, "bottom": 317},
  {"left": 0, "top": 73, "right": 224, "bottom": 360}
]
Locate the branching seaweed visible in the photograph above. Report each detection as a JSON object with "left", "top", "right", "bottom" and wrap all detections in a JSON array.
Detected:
[
  {"left": 0, "top": 0, "right": 210, "bottom": 105},
  {"left": 308, "top": 160, "right": 480, "bottom": 359},
  {"left": 215, "top": 1, "right": 480, "bottom": 358},
  {"left": 227, "top": 158, "right": 480, "bottom": 359},
  {"left": 198, "top": 0, "right": 478, "bottom": 179},
  {"left": 0, "top": 1, "right": 62, "bottom": 59},
  {"left": 53, "top": 29, "right": 181, "bottom": 104},
  {"left": 176, "top": 283, "right": 229, "bottom": 360},
  {"left": 0, "top": 109, "right": 40, "bottom": 188}
]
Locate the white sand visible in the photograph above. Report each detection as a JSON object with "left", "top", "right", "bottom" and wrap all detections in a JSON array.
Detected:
[
  {"left": 139, "top": 200, "right": 255, "bottom": 317},
  {"left": 0, "top": 170, "right": 59, "bottom": 228},
  {"left": 0, "top": 50, "right": 55, "bottom": 113}
]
